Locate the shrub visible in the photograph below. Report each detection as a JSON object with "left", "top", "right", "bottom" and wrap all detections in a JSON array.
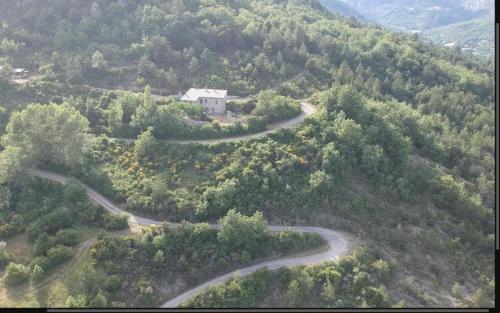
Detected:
[
  {"left": 46, "top": 245, "right": 73, "bottom": 267},
  {"left": 0, "top": 249, "right": 13, "bottom": 269},
  {"left": 55, "top": 229, "right": 80, "bottom": 246},
  {"left": 0, "top": 223, "right": 15, "bottom": 238},
  {"left": 227, "top": 99, "right": 256, "bottom": 114},
  {"left": 45, "top": 208, "right": 74, "bottom": 231},
  {"left": 217, "top": 210, "right": 270, "bottom": 258},
  {"left": 253, "top": 90, "right": 301, "bottom": 122},
  {"left": 371, "top": 259, "right": 391, "bottom": 282},
  {"left": 246, "top": 116, "right": 267, "bottom": 132},
  {"left": 472, "top": 280, "right": 495, "bottom": 307},
  {"left": 66, "top": 294, "right": 87, "bottom": 308},
  {"left": 104, "top": 214, "right": 129, "bottom": 230},
  {"left": 63, "top": 179, "right": 87, "bottom": 203},
  {"left": 28, "top": 208, "right": 74, "bottom": 238},
  {"left": 89, "top": 292, "right": 107, "bottom": 307},
  {"left": 276, "top": 230, "right": 304, "bottom": 253},
  {"left": 47, "top": 281, "right": 70, "bottom": 307},
  {"left": 78, "top": 204, "right": 106, "bottom": 225},
  {"left": 104, "top": 275, "right": 121, "bottom": 292},
  {"left": 31, "top": 264, "right": 45, "bottom": 282},
  {"left": 26, "top": 223, "right": 44, "bottom": 241},
  {"left": 31, "top": 256, "right": 49, "bottom": 271},
  {"left": 366, "top": 285, "right": 391, "bottom": 307},
  {"left": 80, "top": 263, "right": 100, "bottom": 294},
  {"left": 10, "top": 214, "right": 25, "bottom": 229},
  {"left": 3, "top": 262, "right": 29, "bottom": 285},
  {"left": 33, "top": 232, "right": 52, "bottom": 256}
]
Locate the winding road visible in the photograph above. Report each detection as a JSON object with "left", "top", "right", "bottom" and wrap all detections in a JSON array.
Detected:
[
  {"left": 163, "top": 101, "right": 316, "bottom": 145},
  {"left": 27, "top": 69, "right": 341, "bottom": 308},
  {"left": 31, "top": 169, "right": 353, "bottom": 308},
  {"left": 84, "top": 70, "right": 316, "bottom": 146},
  {"left": 114, "top": 101, "right": 317, "bottom": 145}
]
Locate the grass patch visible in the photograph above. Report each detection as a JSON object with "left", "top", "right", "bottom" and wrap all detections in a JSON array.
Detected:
[{"left": 3, "top": 234, "right": 34, "bottom": 265}]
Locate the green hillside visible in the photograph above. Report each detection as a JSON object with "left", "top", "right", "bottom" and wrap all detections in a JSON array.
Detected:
[
  {"left": 0, "top": 0, "right": 495, "bottom": 308},
  {"left": 319, "top": 0, "right": 494, "bottom": 57},
  {"left": 423, "top": 15, "right": 494, "bottom": 57},
  {"left": 322, "top": 0, "right": 491, "bottom": 31},
  {"left": 318, "top": 0, "right": 366, "bottom": 20}
]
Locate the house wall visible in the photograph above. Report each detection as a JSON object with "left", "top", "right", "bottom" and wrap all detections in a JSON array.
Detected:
[{"left": 197, "top": 97, "right": 227, "bottom": 114}]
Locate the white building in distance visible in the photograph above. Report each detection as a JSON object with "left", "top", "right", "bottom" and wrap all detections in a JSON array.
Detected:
[
  {"left": 181, "top": 88, "right": 227, "bottom": 114},
  {"left": 13, "top": 68, "right": 28, "bottom": 76}
]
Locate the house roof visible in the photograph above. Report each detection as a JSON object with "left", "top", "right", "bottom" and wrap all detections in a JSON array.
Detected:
[{"left": 180, "top": 88, "right": 227, "bottom": 101}]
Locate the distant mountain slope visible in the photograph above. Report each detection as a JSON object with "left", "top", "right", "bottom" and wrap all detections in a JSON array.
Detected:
[
  {"left": 423, "top": 15, "right": 494, "bottom": 57},
  {"left": 318, "top": 0, "right": 365, "bottom": 20},
  {"left": 334, "top": 0, "right": 491, "bottom": 31},
  {"left": 460, "top": 0, "right": 493, "bottom": 11},
  {"left": 319, "top": 0, "right": 494, "bottom": 57}
]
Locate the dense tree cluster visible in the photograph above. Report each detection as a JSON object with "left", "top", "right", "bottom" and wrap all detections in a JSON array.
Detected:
[
  {"left": 0, "top": 103, "right": 91, "bottom": 183},
  {"left": 65, "top": 80, "right": 494, "bottom": 306},
  {"left": 0, "top": 0, "right": 494, "bottom": 308},
  {"left": 38, "top": 85, "right": 301, "bottom": 142},
  {"left": 0, "top": 177, "right": 126, "bottom": 287},
  {"left": 0, "top": 0, "right": 492, "bottom": 101},
  {"left": 184, "top": 246, "right": 395, "bottom": 308},
  {"left": 67, "top": 210, "right": 324, "bottom": 306},
  {"left": 253, "top": 90, "right": 301, "bottom": 123}
]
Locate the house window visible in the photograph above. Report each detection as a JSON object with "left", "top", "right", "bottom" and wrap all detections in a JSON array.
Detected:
[
  {"left": 216, "top": 100, "right": 218, "bottom": 104},
  {"left": 199, "top": 99, "right": 202, "bottom": 104},
  {"left": 205, "top": 99, "right": 207, "bottom": 103}
]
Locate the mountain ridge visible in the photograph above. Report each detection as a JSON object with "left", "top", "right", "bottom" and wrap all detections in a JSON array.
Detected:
[{"left": 318, "top": 0, "right": 494, "bottom": 56}]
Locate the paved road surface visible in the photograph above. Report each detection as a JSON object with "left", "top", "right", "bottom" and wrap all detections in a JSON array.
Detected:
[
  {"left": 113, "top": 101, "right": 316, "bottom": 145},
  {"left": 114, "top": 101, "right": 316, "bottom": 145},
  {"left": 31, "top": 168, "right": 351, "bottom": 308},
  {"left": 161, "top": 226, "right": 348, "bottom": 308}
]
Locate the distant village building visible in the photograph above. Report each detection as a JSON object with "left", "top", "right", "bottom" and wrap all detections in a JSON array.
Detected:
[
  {"left": 181, "top": 88, "right": 227, "bottom": 114},
  {"left": 13, "top": 68, "right": 28, "bottom": 77}
]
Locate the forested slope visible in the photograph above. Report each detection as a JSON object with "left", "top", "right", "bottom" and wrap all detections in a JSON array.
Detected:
[
  {"left": 319, "top": 0, "right": 494, "bottom": 57},
  {"left": 0, "top": 0, "right": 495, "bottom": 308},
  {"left": 422, "top": 15, "right": 494, "bottom": 57}
]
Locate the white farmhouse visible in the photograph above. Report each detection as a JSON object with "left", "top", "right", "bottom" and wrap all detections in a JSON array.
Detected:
[
  {"left": 13, "top": 68, "right": 28, "bottom": 76},
  {"left": 181, "top": 88, "right": 227, "bottom": 114}
]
